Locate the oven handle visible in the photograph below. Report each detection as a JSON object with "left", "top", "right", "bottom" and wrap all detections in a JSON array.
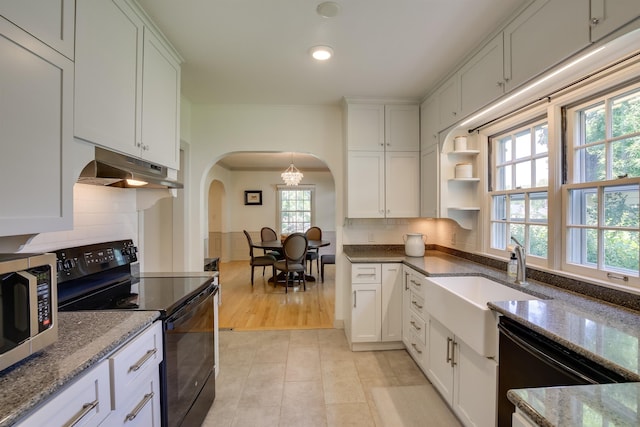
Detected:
[
  {"left": 498, "top": 322, "right": 598, "bottom": 384},
  {"left": 165, "top": 285, "right": 215, "bottom": 330}
]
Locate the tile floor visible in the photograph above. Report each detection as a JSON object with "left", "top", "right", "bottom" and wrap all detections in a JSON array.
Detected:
[{"left": 202, "top": 328, "right": 455, "bottom": 427}]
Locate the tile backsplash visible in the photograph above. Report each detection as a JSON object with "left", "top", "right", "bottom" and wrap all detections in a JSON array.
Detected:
[{"left": 17, "top": 184, "right": 138, "bottom": 253}]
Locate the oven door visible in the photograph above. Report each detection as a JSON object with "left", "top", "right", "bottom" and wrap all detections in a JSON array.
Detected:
[{"left": 164, "top": 285, "right": 216, "bottom": 427}]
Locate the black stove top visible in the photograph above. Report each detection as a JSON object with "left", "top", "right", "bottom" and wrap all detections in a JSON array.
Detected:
[{"left": 55, "top": 240, "right": 217, "bottom": 317}]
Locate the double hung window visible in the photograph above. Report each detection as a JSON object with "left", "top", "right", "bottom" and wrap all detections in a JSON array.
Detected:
[
  {"left": 277, "top": 185, "right": 314, "bottom": 235},
  {"left": 489, "top": 120, "right": 549, "bottom": 262},
  {"left": 564, "top": 85, "right": 640, "bottom": 283}
]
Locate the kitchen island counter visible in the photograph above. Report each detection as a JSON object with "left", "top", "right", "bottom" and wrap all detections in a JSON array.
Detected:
[{"left": 0, "top": 310, "right": 159, "bottom": 427}]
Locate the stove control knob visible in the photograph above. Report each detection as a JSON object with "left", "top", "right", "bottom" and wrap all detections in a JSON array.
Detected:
[{"left": 63, "top": 259, "right": 75, "bottom": 270}]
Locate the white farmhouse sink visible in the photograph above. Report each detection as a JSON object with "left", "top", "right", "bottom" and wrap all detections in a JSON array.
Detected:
[{"left": 425, "top": 276, "right": 538, "bottom": 357}]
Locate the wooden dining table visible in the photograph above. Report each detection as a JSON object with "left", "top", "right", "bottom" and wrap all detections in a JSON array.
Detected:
[{"left": 253, "top": 239, "right": 331, "bottom": 282}]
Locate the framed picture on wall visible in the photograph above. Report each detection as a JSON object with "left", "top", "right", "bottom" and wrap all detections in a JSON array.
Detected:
[{"left": 244, "top": 190, "right": 262, "bottom": 205}]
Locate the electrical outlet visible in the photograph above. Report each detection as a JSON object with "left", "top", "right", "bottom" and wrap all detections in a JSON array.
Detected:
[
  {"left": 368, "top": 232, "right": 375, "bottom": 242},
  {"left": 450, "top": 232, "right": 456, "bottom": 245}
]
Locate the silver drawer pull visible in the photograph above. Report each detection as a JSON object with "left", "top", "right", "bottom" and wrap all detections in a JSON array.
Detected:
[
  {"left": 411, "top": 280, "right": 421, "bottom": 287},
  {"left": 412, "top": 300, "right": 423, "bottom": 309},
  {"left": 125, "top": 392, "right": 154, "bottom": 422},
  {"left": 65, "top": 399, "right": 99, "bottom": 427},
  {"left": 129, "top": 348, "right": 157, "bottom": 373},
  {"left": 410, "top": 321, "right": 421, "bottom": 331},
  {"left": 411, "top": 343, "right": 423, "bottom": 354}
]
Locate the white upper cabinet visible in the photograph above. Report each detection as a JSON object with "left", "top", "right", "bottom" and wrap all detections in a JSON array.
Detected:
[
  {"left": 420, "top": 95, "right": 439, "bottom": 151},
  {"left": 345, "top": 103, "right": 385, "bottom": 151},
  {"left": 0, "top": 0, "right": 74, "bottom": 59},
  {"left": 437, "top": 75, "right": 460, "bottom": 130},
  {"left": 590, "top": 0, "right": 640, "bottom": 41},
  {"left": 384, "top": 104, "right": 420, "bottom": 151},
  {"left": 140, "top": 27, "right": 181, "bottom": 168},
  {"left": 345, "top": 99, "right": 420, "bottom": 218},
  {"left": 75, "top": 0, "right": 182, "bottom": 169},
  {"left": 75, "top": 0, "right": 142, "bottom": 160},
  {"left": 459, "top": 33, "right": 505, "bottom": 117},
  {"left": 503, "top": 0, "right": 590, "bottom": 92},
  {"left": 420, "top": 144, "right": 439, "bottom": 218},
  {"left": 0, "top": 12, "right": 74, "bottom": 236}
]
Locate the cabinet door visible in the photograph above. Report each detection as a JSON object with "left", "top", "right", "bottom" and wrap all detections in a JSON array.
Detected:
[
  {"left": 420, "top": 145, "right": 439, "bottom": 218},
  {"left": 346, "top": 103, "right": 385, "bottom": 151},
  {"left": 381, "top": 264, "right": 402, "bottom": 342},
  {"left": 385, "top": 151, "right": 419, "bottom": 218},
  {"left": 590, "top": 0, "right": 640, "bottom": 41},
  {"left": 427, "top": 317, "right": 454, "bottom": 403},
  {"left": 0, "top": 17, "right": 74, "bottom": 236},
  {"left": 459, "top": 33, "right": 505, "bottom": 116},
  {"left": 504, "top": 0, "right": 589, "bottom": 92},
  {"left": 438, "top": 75, "right": 460, "bottom": 130},
  {"left": 140, "top": 27, "right": 181, "bottom": 169},
  {"left": 74, "top": 0, "right": 142, "bottom": 158},
  {"left": 453, "top": 339, "right": 498, "bottom": 427},
  {"left": 420, "top": 95, "right": 439, "bottom": 150},
  {"left": 347, "top": 151, "right": 385, "bottom": 218},
  {"left": 402, "top": 268, "right": 413, "bottom": 348},
  {"left": 0, "top": 0, "right": 74, "bottom": 59},
  {"left": 384, "top": 104, "right": 419, "bottom": 152},
  {"left": 351, "top": 284, "right": 381, "bottom": 342}
]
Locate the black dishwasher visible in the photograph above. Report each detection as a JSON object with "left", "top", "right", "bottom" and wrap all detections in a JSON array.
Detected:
[{"left": 497, "top": 316, "right": 628, "bottom": 427}]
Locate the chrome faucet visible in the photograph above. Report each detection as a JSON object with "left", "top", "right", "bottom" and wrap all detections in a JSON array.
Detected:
[{"left": 510, "top": 237, "right": 527, "bottom": 285}]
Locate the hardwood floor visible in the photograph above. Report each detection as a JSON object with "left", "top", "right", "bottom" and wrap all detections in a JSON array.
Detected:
[{"left": 217, "top": 260, "right": 336, "bottom": 331}]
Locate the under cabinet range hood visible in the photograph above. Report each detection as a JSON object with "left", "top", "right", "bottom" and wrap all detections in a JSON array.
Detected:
[{"left": 78, "top": 147, "right": 183, "bottom": 189}]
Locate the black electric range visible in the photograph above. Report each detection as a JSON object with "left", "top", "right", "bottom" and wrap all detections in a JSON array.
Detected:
[{"left": 55, "top": 239, "right": 218, "bottom": 427}]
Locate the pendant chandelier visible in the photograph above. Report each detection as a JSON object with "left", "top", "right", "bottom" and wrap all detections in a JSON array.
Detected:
[{"left": 281, "top": 154, "right": 303, "bottom": 186}]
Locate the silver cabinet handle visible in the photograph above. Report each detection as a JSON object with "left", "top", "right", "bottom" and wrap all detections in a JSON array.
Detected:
[
  {"left": 129, "top": 348, "right": 157, "bottom": 373},
  {"left": 404, "top": 273, "right": 409, "bottom": 290},
  {"left": 353, "top": 290, "right": 356, "bottom": 308},
  {"left": 411, "top": 343, "right": 423, "bottom": 354},
  {"left": 411, "top": 279, "right": 421, "bottom": 287},
  {"left": 125, "top": 392, "right": 154, "bottom": 422},
  {"left": 446, "top": 337, "right": 453, "bottom": 364},
  {"left": 451, "top": 340, "right": 458, "bottom": 367},
  {"left": 410, "top": 320, "right": 421, "bottom": 331},
  {"left": 411, "top": 299, "right": 423, "bottom": 309},
  {"left": 65, "top": 399, "right": 99, "bottom": 427}
]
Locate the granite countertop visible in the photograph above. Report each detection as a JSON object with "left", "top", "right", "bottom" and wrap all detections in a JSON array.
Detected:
[
  {"left": 0, "top": 310, "right": 159, "bottom": 427},
  {"left": 344, "top": 245, "right": 640, "bottom": 426}
]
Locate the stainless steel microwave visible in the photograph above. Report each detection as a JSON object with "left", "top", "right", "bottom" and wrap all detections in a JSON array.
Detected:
[{"left": 0, "top": 253, "right": 57, "bottom": 371}]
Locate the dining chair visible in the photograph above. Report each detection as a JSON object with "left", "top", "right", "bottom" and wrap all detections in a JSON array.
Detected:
[
  {"left": 305, "top": 226, "right": 322, "bottom": 275},
  {"left": 260, "top": 227, "right": 284, "bottom": 260},
  {"left": 243, "top": 230, "right": 276, "bottom": 287},
  {"left": 273, "top": 233, "right": 308, "bottom": 293}
]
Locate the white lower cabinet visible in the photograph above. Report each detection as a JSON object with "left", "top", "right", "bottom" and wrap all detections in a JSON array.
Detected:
[
  {"left": 16, "top": 322, "right": 163, "bottom": 427},
  {"left": 402, "top": 266, "right": 428, "bottom": 369},
  {"left": 348, "top": 263, "right": 404, "bottom": 350},
  {"left": 427, "top": 316, "right": 497, "bottom": 427},
  {"left": 15, "top": 360, "right": 112, "bottom": 427}
]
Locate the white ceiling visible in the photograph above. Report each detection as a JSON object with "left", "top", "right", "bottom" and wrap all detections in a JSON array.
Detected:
[
  {"left": 136, "top": 0, "right": 530, "bottom": 171},
  {"left": 137, "top": 0, "right": 529, "bottom": 106}
]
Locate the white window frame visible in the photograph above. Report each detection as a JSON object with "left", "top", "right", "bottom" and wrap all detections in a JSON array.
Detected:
[
  {"left": 276, "top": 185, "right": 315, "bottom": 235},
  {"left": 563, "top": 83, "right": 640, "bottom": 286}
]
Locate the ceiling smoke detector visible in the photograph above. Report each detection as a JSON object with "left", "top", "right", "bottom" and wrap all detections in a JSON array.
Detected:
[{"left": 316, "top": 1, "right": 341, "bottom": 18}]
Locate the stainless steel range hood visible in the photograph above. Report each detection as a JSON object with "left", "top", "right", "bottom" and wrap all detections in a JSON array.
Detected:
[{"left": 78, "top": 147, "right": 183, "bottom": 189}]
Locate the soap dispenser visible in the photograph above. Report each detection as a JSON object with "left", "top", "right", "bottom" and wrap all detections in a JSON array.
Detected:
[{"left": 507, "top": 252, "right": 518, "bottom": 281}]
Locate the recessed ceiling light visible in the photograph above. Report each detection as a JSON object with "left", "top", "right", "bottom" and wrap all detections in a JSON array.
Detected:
[
  {"left": 316, "top": 1, "right": 341, "bottom": 18},
  {"left": 310, "top": 45, "right": 334, "bottom": 61}
]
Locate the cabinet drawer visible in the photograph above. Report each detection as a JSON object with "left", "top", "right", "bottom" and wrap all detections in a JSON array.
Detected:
[
  {"left": 108, "top": 369, "right": 162, "bottom": 427},
  {"left": 409, "top": 291, "right": 427, "bottom": 320},
  {"left": 406, "top": 331, "right": 427, "bottom": 369},
  {"left": 408, "top": 311, "right": 426, "bottom": 345},
  {"left": 351, "top": 263, "right": 382, "bottom": 283},
  {"left": 408, "top": 273, "right": 426, "bottom": 298},
  {"left": 17, "top": 360, "right": 111, "bottom": 427},
  {"left": 109, "top": 322, "right": 163, "bottom": 410}
]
